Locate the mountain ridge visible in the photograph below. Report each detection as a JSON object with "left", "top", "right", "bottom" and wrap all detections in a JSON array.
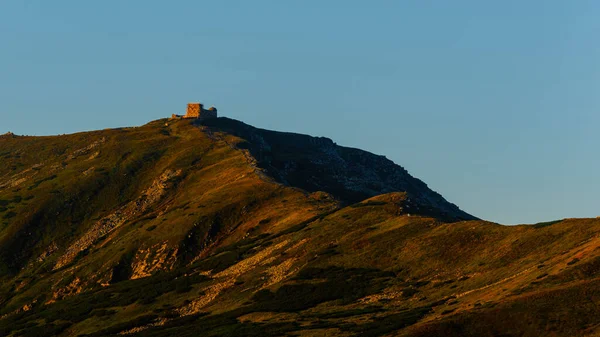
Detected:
[
  {"left": 0, "top": 117, "right": 599, "bottom": 337},
  {"left": 200, "top": 117, "right": 475, "bottom": 221}
]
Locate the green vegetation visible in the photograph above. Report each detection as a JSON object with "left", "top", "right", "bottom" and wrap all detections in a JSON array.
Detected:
[
  {"left": 0, "top": 269, "right": 210, "bottom": 336},
  {"left": 250, "top": 266, "right": 394, "bottom": 312},
  {"left": 533, "top": 220, "right": 563, "bottom": 228},
  {"left": 1, "top": 118, "right": 600, "bottom": 336},
  {"left": 27, "top": 175, "right": 58, "bottom": 190}
]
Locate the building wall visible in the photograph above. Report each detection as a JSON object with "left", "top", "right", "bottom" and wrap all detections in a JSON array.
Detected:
[
  {"left": 185, "top": 103, "right": 203, "bottom": 118},
  {"left": 181, "top": 103, "right": 217, "bottom": 119},
  {"left": 201, "top": 109, "right": 218, "bottom": 119}
]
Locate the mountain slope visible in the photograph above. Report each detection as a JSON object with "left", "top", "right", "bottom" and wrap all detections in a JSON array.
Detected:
[
  {"left": 201, "top": 117, "right": 475, "bottom": 221},
  {"left": 0, "top": 118, "right": 599, "bottom": 337}
]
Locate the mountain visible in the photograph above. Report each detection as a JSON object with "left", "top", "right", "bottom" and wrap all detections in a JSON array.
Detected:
[
  {"left": 201, "top": 117, "right": 475, "bottom": 221},
  {"left": 0, "top": 117, "right": 599, "bottom": 337}
]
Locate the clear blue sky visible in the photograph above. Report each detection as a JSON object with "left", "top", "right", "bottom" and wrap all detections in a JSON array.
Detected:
[{"left": 1, "top": 1, "right": 599, "bottom": 225}]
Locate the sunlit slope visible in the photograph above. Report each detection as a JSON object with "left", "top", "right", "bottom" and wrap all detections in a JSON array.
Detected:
[
  {"left": 1, "top": 118, "right": 599, "bottom": 336},
  {"left": 0, "top": 119, "right": 334, "bottom": 310}
]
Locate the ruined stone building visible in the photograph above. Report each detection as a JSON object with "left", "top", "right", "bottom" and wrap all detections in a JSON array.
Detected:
[{"left": 171, "top": 103, "right": 218, "bottom": 120}]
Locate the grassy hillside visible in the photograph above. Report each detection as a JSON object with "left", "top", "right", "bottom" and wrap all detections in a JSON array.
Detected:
[{"left": 1, "top": 118, "right": 599, "bottom": 336}]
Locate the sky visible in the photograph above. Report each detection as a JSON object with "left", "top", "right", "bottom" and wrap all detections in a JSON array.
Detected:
[{"left": 1, "top": 1, "right": 599, "bottom": 225}]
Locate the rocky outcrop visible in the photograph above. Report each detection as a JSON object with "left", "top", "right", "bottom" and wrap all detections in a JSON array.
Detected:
[
  {"left": 54, "top": 169, "right": 182, "bottom": 270},
  {"left": 66, "top": 137, "right": 106, "bottom": 161},
  {"left": 130, "top": 242, "right": 178, "bottom": 279}
]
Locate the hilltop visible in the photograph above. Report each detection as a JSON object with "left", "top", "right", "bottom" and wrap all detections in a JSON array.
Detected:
[{"left": 1, "top": 117, "right": 600, "bottom": 336}]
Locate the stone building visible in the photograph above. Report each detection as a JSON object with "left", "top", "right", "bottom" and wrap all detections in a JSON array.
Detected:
[
  {"left": 171, "top": 103, "right": 218, "bottom": 120},
  {"left": 185, "top": 103, "right": 203, "bottom": 118}
]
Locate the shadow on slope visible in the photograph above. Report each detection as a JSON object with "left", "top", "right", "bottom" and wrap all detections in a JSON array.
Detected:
[{"left": 200, "top": 117, "right": 475, "bottom": 222}]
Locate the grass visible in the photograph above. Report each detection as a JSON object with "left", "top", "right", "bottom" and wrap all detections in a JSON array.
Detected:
[
  {"left": 247, "top": 266, "right": 395, "bottom": 312},
  {"left": 341, "top": 307, "right": 432, "bottom": 337},
  {"left": 0, "top": 269, "right": 211, "bottom": 336},
  {"left": 2, "top": 118, "right": 600, "bottom": 336},
  {"left": 27, "top": 175, "right": 58, "bottom": 190},
  {"left": 533, "top": 220, "right": 563, "bottom": 228}
]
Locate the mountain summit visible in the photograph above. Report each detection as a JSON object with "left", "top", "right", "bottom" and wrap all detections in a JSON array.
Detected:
[{"left": 1, "top": 117, "right": 599, "bottom": 337}]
